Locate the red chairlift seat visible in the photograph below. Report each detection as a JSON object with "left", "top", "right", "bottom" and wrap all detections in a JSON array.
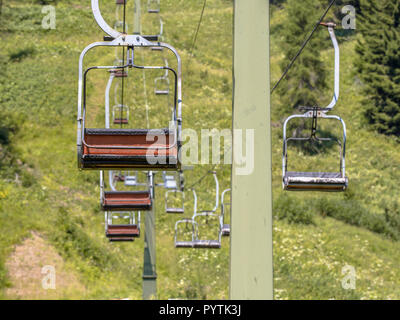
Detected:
[
  {"left": 102, "top": 190, "right": 152, "bottom": 211},
  {"left": 106, "top": 224, "right": 140, "bottom": 238},
  {"left": 80, "top": 128, "right": 179, "bottom": 170},
  {"left": 116, "top": 0, "right": 126, "bottom": 5}
]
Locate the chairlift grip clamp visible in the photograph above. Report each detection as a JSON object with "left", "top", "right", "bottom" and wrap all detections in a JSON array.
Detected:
[{"left": 320, "top": 22, "right": 337, "bottom": 29}]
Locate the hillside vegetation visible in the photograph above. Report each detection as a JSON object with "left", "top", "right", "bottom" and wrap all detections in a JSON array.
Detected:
[{"left": 0, "top": 0, "right": 399, "bottom": 300}]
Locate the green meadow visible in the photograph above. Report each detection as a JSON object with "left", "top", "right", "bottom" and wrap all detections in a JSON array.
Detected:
[{"left": 0, "top": 0, "right": 398, "bottom": 299}]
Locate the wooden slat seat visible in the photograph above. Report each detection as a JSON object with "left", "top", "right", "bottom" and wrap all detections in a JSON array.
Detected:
[
  {"left": 80, "top": 128, "right": 179, "bottom": 170},
  {"left": 284, "top": 171, "right": 348, "bottom": 191},
  {"left": 106, "top": 225, "right": 140, "bottom": 238},
  {"left": 102, "top": 191, "right": 152, "bottom": 211}
]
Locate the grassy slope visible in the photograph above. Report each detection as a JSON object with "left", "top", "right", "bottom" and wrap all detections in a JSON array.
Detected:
[{"left": 0, "top": 0, "right": 398, "bottom": 300}]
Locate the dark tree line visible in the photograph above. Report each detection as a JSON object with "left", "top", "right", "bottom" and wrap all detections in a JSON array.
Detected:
[{"left": 356, "top": 0, "right": 400, "bottom": 136}]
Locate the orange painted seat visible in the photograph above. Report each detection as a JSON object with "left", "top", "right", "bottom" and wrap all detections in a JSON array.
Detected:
[
  {"left": 102, "top": 191, "right": 152, "bottom": 211},
  {"left": 80, "top": 128, "right": 179, "bottom": 170},
  {"left": 106, "top": 225, "right": 140, "bottom": 238}
]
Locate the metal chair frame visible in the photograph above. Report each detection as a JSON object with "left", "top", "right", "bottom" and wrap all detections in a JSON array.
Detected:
[
  {"left": 77, "top": 1, "right": 183, "bottom": 170},
  {"left": 282, "top": 24, "right": 348, "bottom": 192}
]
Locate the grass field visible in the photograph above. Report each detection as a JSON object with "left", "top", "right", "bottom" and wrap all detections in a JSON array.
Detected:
[{"left": 0, "top": 0, "right": 399, "bottom": 300}]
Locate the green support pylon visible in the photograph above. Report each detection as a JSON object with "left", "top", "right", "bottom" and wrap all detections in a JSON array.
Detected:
[
  {"left": 230, "top": 0, "right": 273, "bottom": 300},
  {"left": 143, "top": 171, "right": 157, "bottom": 300}
]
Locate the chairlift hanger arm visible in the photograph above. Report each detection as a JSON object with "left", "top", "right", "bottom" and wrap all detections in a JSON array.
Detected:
[{"left": 324, "top": 25, "right": 339, "bottom": 111}]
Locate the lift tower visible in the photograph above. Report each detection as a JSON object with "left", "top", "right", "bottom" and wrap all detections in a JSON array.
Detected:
[{"left": 230, "top": 0, "right": 273, "bottom": 300}]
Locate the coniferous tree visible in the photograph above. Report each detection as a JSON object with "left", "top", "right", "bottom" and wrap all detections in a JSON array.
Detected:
[
  {"left": 356, "top": 0, "right": 400, "bottom": 136},
  {"left": 277, "top": 0, "right": 327, "bottom": 116}
]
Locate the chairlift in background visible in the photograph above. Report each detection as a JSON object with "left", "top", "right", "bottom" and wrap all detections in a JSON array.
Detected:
[
  {"left": 105, "top": 211, "right": 140, "bottom": 242},
  {"left": 174, "top": 218, "right": 198, "bottom": 248},
  {"left": 282, "top": 22, "right": 348, "bottom": 192},
  {"left": 151, "top": 18, "right": 164, "bottom": 51},
  {"left": 191, "top": 187, "right": 221, "bottom": 249},
  {"left": 100, "top": 171, "right": 152, "bottom": 211},
  {"left": 112, "top": 104, "right": 130, "bottom": 125},
  {"left": 154, "top": 59, "right": 170, "bottom": 95},
  {"left": 165, "top": 189, "right": 184, "bottom": 214}
]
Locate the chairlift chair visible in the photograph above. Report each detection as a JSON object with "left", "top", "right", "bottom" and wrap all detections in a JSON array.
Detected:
[
  {"left": 78, "top": 1, "right": 182, "bottom": 171},
  {"left": 105, "top": 71, "right": 129, "bottom": 128},
  {"left": 105, "top": 211, "right": 140, "bottom": 241},
  {"left": 124, "top": 171, "right": 138, "bottom": 186},
  {"left": 220, "top": 188, "right": 231, "bottom": 237},
  {"left": 162, "top": 171, "right": 177, "bottom": 189},
  {"left": 154, "top": 76, "right": 170, "bottom": 96},
  {"left": 147, "top": 0, "right": 160, "bottom": 13},
  {"left": 100, "top": 171, "right": 152, "bottom": 211},
  {"left": 191, "top": 190, "right": 221, "bottom": 249},
  {"left": 77, "top": 5, "right": 183, "bottom": 171},
  {"left": 151, "top": 18, "right": 164, "bottom": 51},
  {"left": 282, "top": 23, "right": 348, "bottom": 192},
  {"left": 174, "top": 218, "right": 198, "bottom": 248},
  {"left": 165, "top": 189, "right": 184, "bottom": 214},
  {"left": 112, "top": 104, "right": 130, "bottom": 125},
  {"left": 154, "top": 59, "right": 170, "bottom": 95},
  {"left": 116, "top": 0, "right": 126, "bottom": 5},
  {"left": 191, "top": 173, "right": 222, "bottom": 249}
]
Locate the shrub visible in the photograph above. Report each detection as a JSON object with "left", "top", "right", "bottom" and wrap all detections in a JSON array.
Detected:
[
  {"left": 315, "top": 198, "right": 400, "bottom": 241},
  {"left": 274, "top": 193, "right": 315, "bottom": 225}
]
